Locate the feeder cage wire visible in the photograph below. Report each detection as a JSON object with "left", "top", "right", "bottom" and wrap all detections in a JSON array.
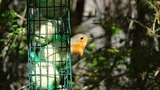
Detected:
[{"left": 27, "top": 0, "right": 72, "bottom": 89}]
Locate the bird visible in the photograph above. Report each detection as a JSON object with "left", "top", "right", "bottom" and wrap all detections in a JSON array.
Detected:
[
  {"left": 70, "top": 34, "right": 89, "bottom": 65},
  {"left": 71, "top": 34, "right": 89, "bottom": 57}
]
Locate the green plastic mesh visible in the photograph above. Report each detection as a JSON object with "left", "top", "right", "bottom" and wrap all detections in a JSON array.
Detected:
[{"left": 27, "top": 0, "right": 72, "bottom": 89}]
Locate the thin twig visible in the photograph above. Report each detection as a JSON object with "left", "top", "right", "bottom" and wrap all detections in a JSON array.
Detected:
[
  {"left": 14, "top": 12, "right": 26, "bottom": 21},
  {"left": 14, "top": 5, "right": 27, "bottom": 26},
  {"left": 131, "top": 19, "right": 155, "bottom": 36},
  {"left": 146, "top": 0, "right": 158, "bottom": 13},
  {"left": 18, "top": 83, "right": 31, "bottom": 90}
]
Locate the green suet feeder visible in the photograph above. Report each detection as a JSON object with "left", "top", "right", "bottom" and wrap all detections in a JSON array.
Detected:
[{"left": 27, "top": 0, "right": 72, "bottom": 89}]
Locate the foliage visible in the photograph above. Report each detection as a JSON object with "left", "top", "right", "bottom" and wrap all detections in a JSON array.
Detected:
[
  {"left": 0, "top": 0, "right": 27, "bottom": 89},
  {"left": 72, "top": 0, "right": 160, "bottom": 90}
]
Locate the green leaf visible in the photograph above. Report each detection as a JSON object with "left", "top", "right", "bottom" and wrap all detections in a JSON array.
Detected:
[
  {"left": 19, "top": 50, "right": 26, "bottom": 55},
  {"left": 93, "top": 59, "right": 98, "bottom": 66},
  {"left": 85, "top": 49, "right": 92, "bottom": 55},
  {"left": 107, "top": 48, "right": 119, "bottom": 53},
  {"left": 112, "top": 25, "right": 122, "bottom": 35},
  {"left": 0, "top": 39, "right": 7, "bottom": 42},
  {"left": 99, "top": 56, "right": 106, "bottom": 61}
]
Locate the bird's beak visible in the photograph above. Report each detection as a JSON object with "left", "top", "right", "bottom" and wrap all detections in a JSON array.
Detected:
[
  {"left": 88, "top": 37, "right": 92, "bottom": 40},
  {"left": 88, "top": 37, "right": 93, "bottom": 42}
]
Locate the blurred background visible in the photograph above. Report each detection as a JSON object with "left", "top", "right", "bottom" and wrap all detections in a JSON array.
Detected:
[{"left": 0, "top": 0, "right": 160, "bottom": 89}]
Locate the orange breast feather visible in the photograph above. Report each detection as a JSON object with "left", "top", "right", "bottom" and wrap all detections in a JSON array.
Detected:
[{"left": 71, "top": 42, "right": 84, "bottom": 57}]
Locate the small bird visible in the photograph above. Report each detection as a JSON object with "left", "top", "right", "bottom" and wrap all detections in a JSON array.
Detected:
[
  {"left": 71, "top": 34, "right": 89, "bottom": 57},
  {"left": 70, "top": 34, "right": 89, "bottom": 65}
]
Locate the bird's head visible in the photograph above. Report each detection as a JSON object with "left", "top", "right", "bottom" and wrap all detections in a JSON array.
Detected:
[{"left": 71, "top": 34, "right": 89, "bottom": 57}]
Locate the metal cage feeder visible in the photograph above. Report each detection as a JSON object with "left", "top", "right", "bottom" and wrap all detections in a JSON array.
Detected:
[{"left": 27, "top": 0, "right": 72, "bottom": 89}]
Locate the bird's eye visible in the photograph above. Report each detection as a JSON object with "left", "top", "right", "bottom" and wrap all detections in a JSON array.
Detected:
[{"left": 80, "top": 37, "right": 83, "bottom": 40}]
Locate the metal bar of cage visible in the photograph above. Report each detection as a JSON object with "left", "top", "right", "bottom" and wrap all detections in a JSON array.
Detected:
[{"left": 27, "top": 0, "right": 72, "bottom": 89}]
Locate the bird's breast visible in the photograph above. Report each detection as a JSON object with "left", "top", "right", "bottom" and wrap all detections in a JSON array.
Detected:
[{"left": 71, "top": 43, "right": 84, "bottom": 57}]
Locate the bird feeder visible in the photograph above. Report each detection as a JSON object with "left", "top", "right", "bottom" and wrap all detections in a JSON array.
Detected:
[{"left": 27, "top": 0, "right": 72, "bottom": 89}]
